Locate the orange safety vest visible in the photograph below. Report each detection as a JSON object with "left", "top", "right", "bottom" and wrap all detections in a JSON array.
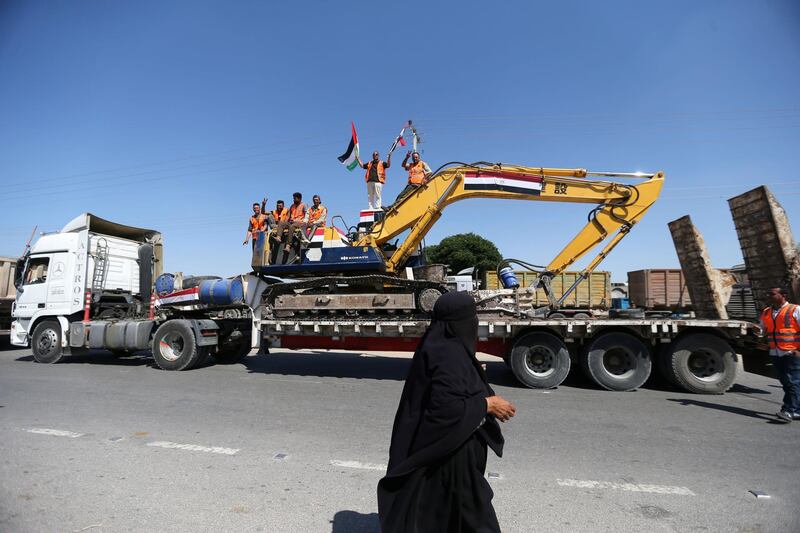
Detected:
[
  {"left": 407, "top": 161, "right": 427, "bottom": 185},
  {"left": 288, "top": 202, "right": 307, "bottom": 222},
  {"left": 761, "top": 304, "right": 800, "bottom": 351},
  {"left": 272, "top": 209, "right": 288, "bottom": 223},
  {"left": 249, "top": 214, "right": 267, "bottom": 233},
  {"left": 365, "top": 160, "right": 386, "bottom": 184},
  {"left": 307, "top": 205, "right": 327, "bottom": 225}
]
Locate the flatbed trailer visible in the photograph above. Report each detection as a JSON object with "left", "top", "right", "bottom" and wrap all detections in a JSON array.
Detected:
[{"left": 255, "top": 311, "right": 764, "bottom": 394}]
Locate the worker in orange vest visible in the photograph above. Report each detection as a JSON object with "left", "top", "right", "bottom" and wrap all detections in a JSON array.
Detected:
[
  {"left": 277, "top": 192, "right": 308, "bottom": 253},
  {"left": 271, "top": 199, "right": 289, "bottom": 225},
  {"left": 243, "top": 198, "right": 269, "bottom": 250},
  {"left": 395, "top": 150, "right": 432, "bottom": 204},
  {"left": 760, "top": 287, "right": 800, "bottom": 423},
  {"left": 358, "top": 150, "right": 392, "bottom": 210},
  {"left": 297, "top": 194, "right": 328, "bottom": 243}
]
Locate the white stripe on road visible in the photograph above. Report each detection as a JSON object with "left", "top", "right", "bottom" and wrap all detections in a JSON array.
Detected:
[
  {"left": 24, "top": 428, "right": 84, "bottom": 438},
  {"left": 146, "top": 441, "right": 240, "bottom": 455},
  {"left": 330, "top": 460, "right": 386, "bottom": 471},
  {"left": 557, "top": 478, "right": 695, "bottom": 496}
]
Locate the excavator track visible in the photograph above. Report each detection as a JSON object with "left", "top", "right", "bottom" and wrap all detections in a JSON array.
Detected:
[{"left": 262, "top": 274, "right": 448, "bottom": 318}]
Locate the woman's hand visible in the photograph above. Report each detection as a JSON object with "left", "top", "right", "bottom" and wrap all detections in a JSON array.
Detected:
[{"left": 486, "top": 395, "right": 516, "bottom": 422}]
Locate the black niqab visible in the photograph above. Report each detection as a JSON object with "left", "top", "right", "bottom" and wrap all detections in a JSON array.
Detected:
[{"left": 377, "top": 291, "right": 504, "bottom": 533}]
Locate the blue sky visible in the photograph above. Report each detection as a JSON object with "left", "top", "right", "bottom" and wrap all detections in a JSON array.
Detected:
[{"left": 1, "top": 1, "right": 798, "bottom": 281}]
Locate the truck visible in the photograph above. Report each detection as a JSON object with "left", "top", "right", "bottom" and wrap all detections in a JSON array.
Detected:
[
  {"left": 9, "top": 214, "right": 251, "bottom": 370},
  {"left": 10, "top": 162, "right": 767, "bottom": 394}
]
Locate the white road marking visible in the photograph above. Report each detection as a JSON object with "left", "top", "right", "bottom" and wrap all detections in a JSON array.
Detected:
[
  {"left": 146, "top": 440, "right": 240, "bottom": 455},
  {"left": 330, "top": 460, "right": 386, "bottom": 471},
  {"left": 557, "top": 478, "right": 695, "bottom": 496},
  {"left": 25, "top": 428, "right": 84, "bottom": 438}
]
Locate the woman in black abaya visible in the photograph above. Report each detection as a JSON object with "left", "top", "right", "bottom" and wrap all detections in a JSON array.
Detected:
[{"left": 377, "top": 291, "right": 517, "bottom": 533}]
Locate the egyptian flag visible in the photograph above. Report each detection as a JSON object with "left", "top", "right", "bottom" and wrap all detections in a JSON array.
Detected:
[
  {"left": 463, "top": 170, "right": 543, "bottom": 195},
  {"left": 337, "top": 122, "right": 360, "bottom": 171}
]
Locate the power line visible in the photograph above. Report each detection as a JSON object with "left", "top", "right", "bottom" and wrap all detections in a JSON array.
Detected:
[{"left": 8, "top": 132, "right": 335, "bottom": 189}]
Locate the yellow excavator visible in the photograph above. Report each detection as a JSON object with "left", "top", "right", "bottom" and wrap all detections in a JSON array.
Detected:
[{"left": 255, "top": 162, "right": 664, "bottom": 318}]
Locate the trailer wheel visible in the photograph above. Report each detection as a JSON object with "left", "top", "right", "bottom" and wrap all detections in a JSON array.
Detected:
[
  {"left": 31, "top": 320, "right": 64, "bottom": 364},
  {"left": 214, "top": 333, "right": 252, "bottom": 364},
  {"left": 151, "top": 320, "right": 202, "bottom": 371},
  {"left": 664, "top": 333, "right": 737, "bottom": 394},
  {"left": 581, "top": 332, "right": 652, "bottom": 391},
  {"left": 509, "top": 332, "right": 570, "bottom": 389}
]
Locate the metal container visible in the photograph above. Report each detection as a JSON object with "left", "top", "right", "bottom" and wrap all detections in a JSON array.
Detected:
[
  {"left": 498, "top": 267, "right": 519, "bottom": 289},
  {"left": 1, "top": 257, "right": 18, "bottom": 331},
  {"left": 412, "top": 264, "right": 447, "bottom": 283},
  {"left": 483, "top": 270, "right": 611, "bottom": 309},
  {"left": 0, "top": 256, "right": 17, "bottom": 301},
  {"left": 155, "top": 273, "right": 175, "bottom": 296},
  {"left": 627, "top": 269, "right": 691, "bottom": 310},
  {"left": 199, "top": 278, "right": 244, "bottom": 306}
]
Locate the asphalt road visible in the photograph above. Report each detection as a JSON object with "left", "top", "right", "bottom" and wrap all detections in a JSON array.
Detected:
[{"left": 1, "top": 342, "right": 798, "bottom": 533}]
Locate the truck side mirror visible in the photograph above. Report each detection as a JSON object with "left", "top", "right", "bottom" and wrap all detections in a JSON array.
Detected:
[{"left": 14, "top": 257, "right": 26, "bottom": 293}]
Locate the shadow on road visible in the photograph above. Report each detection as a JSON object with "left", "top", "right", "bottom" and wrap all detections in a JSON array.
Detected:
[
  {"left": 14, "top": 351, "right": 156, "bottom": 368},
  {"left": 728, "top": 383, "right": 771, "bottom": 394},
  {"left": 330, "top": 511, "right": 379, "bottom": 533},
  {"left": 666, "top": 398, "right": 778, "bottom": 422},
  {"left": 243, "top": 350, "right": 520, "bottom": 387}
]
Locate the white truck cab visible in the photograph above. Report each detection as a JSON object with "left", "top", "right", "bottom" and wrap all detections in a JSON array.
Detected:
[{"left": 10, "top": 213, "right": 162, "bottom": 355}]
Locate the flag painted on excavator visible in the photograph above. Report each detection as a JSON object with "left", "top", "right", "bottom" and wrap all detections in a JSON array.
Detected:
[
  {"left": 337, "top": 122, "right": 360, "bottom": 171},
  {"left": 463, "top": 170, "right": 543, "bottom": 195}
]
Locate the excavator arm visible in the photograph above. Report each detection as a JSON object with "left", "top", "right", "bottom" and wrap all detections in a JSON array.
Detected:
[{"left": 355, "top": 163, "right": 664, "bottom": 282}]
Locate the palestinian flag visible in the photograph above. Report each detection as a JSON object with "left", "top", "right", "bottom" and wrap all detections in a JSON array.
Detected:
[{"left": 337, "top": 122, "right": 360, "bottom": 171}]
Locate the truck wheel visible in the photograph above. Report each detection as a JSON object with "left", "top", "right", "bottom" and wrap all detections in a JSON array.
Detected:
[
  {"left": 509, "top": 332, "right": 570, "bottom": 389},
  {"left": 151, "top": 320, "right": 202, "bottom": 371},
  {"left": 214, "top": 334, "right": 252, "bottom": 364},
  {"left": 31, "top": 320, "right": 64, "bottom": 364},
  {"left": 581, "top": 332, "right": 652, "bottom": 391},
  {"left": 664, "top": 333, "right": 737, "bottom": 394}
]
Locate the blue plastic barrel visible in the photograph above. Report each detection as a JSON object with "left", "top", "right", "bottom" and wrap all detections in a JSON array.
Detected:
[
  {"left": 155, "top": 273, "right": 175, "bottom": 296},
  {"left": 198, "top": 278, "right": 244, "bottom": 306},
  {"left": 611, "top": 297, "right": 630, "bottom": 310},
  {"left": 498, "top": 267, "right": 520, "bottom": 289}
]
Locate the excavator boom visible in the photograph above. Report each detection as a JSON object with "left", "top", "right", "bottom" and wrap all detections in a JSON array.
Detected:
[{"left": 356, "top": 163, "right": 664, "bottom": 278}]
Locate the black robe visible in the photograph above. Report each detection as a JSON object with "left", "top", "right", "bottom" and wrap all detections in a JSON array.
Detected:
[{"left": 378, "top": 292, "right": 504, "bottom": 533}]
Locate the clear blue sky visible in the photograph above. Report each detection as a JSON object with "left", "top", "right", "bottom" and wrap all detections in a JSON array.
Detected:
[{"left": 1, "top": 1, "right": 798, "bottom": 281}]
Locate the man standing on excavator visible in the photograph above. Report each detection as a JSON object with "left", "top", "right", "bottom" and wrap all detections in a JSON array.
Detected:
[
  {"left": 358, "top": 150, "right": 392, "bottom": 210},
  {"left": 396, "top": 150, "right": 432, "bottom": 203}
]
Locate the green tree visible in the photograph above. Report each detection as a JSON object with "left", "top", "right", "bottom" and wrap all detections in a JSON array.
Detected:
[{"left": 425, "top": 233, "right": 502, "bottom": 274}]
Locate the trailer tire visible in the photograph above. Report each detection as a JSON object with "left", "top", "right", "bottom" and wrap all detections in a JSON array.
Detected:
[
  {"left": 509, "top": 332, "right": 570, "bottom": 389},
  {"left": 214, "top": 334, "right": 252, "bottom": 364},
  {"left": 151, "top": 320, "right": 202, "bottom": 371},
  {"left": 31, "top": 320, "right": 65, "bottom": 364},
  {"left": 665, "top": 333, "right": 737, "bottom": 394},
  {"left": 581, "top": 332, "right": 652, "bottom": 391}
]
